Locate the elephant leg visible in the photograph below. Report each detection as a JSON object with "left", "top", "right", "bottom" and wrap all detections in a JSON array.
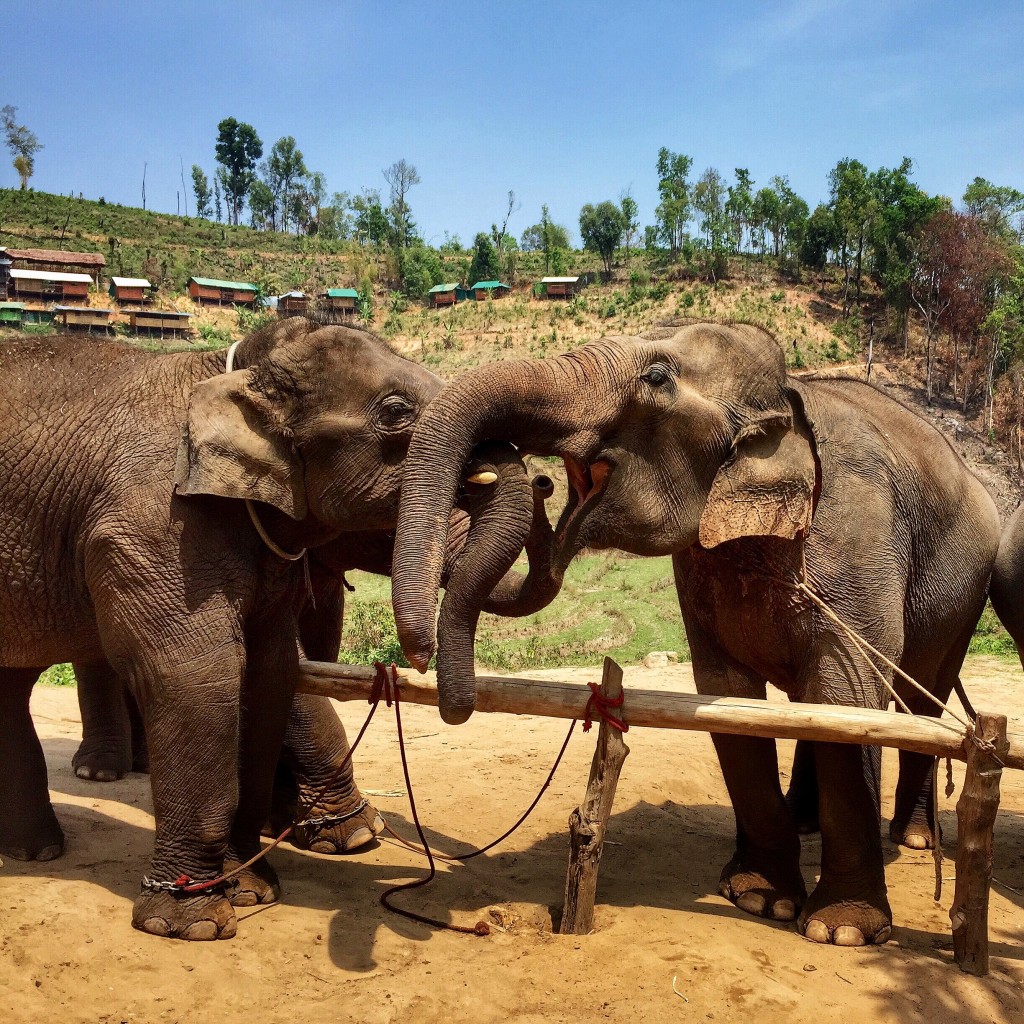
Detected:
[
  {"left": 797, "top": 646, "right": 893, "bottom": 946},
  {"left": 279, "top": 694, "right": 384, "bottom": 855},
  {"left": 0, "top": 667, "right": 64, "bottom": 861},
  {"left": 278, "top": 574, "right": 382, "bottom": 854},
  {"left": 889, "top": 620, "right": 974, "bottom": 850},
  {"left": 784, "top": 740, "right": 819, "bottom": 835},
  {"left": 73, "top": 661, "right": 134, "bottom": 782},
  {"left": 225, "top": 619, "right": 299, "bottom": 908},
  {"left": 685, "top": 622, "right": 806, "bottom": 921}
]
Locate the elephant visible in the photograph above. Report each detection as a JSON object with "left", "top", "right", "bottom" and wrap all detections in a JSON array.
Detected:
[
  {"left": 0, "top": 317, "right": 466, "bottom": 940},
  {"left": 990, "top": 503, "right": 1024, "bottom": 667},
  {"left": 389, "top": 322, "right": 1000, "bottom": 947}
]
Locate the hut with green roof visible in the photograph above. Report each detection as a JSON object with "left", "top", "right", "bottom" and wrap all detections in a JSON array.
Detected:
[
  {"left": 187, "top": 276, "right": 258, "bottom": 306},
  {"left": 470, "top": 280, "right": 510, "bottom": 301},
  {"left": 428, "top": 283, "right": 468, "bottom": 308},
  {"left": 323, "top": 287, "right": 359, "bottom": 316}
]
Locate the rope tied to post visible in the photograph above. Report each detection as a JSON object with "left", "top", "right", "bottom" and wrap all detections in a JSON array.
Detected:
[{"left": 583, "top": 681, "right": 629, "bottom": 733}]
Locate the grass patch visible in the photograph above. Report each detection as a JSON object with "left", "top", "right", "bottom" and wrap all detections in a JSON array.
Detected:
[
  {"left": 38, "top": 664, "right": 77, "bottom": 686},
  {"left": 968, "top": 602, "right": 1019, "bottom": 659}
]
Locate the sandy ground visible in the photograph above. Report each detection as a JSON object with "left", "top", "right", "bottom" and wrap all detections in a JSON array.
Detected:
[{"left": 2, "top": 658, "right": 1022, "bottom": 1024}]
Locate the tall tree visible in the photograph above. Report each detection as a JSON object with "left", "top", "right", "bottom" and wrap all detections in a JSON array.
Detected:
[
  {"left": 266, "top": 136, "right": 308, "bottom": 233},
  {"left": 467, "top": 232, "right": 501, "bottom": 284},
  {"left": 383, "top": 158, "right": 420, "bottom": 249},
  {"left": 693, "top": 168, "right": 727, "bottom": 246},
  {"left": 655, "top": 147, "right": 693, "bottom": 256},
  {"left": 248, "top": 178, "right": 276, "bottom": 230},
  {"left": 725, "top": 168, "right": 755, "bottom": 252},
  {"left": 215, "top": 117, "right": 263, "bottom": 225},
  {"left": 963, "top": 177, "right": 1024, "bottom": 241},
  {"left": 620, "top": 192, "right": 639, "bottom": 262},
  {"left": 828, "top": 158, "right": 874, "bottom": 308},
  {"left": 352, "top": 188, "right": 390, "bottom": 246},
  {"left": 191, "top": 165, "right": 212, "bottom": 219},
  {"left": 1, "top": 105, "right": 43, "bottom": 189},
  {"left": 213, "top": 172, "right": 223, "bottom": 223},
  {"left": 579, "top": 201, "right": 628, "bottom": 275},
  {"left": 490, "top": 190, "right": 521, "bottom": 254}
]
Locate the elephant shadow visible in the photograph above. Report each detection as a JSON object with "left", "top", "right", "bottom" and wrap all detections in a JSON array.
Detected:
[{"left": 18, "top": 733, "right": 1024, "bottom": 981}]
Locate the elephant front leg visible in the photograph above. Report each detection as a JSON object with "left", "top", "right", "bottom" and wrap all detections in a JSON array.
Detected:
[
  {"left": 890, "top": 748, "right": 938, "bottom": 850},
  {"left": 73, "top": 661, "right": 135, "bottom": 781},
  {"left": 713, "top": 734, "right": 807, "bottom": 921},
  {"left": 279, "top": 694, "right": 384, "bottom": 855},
  {"left": 800, "top": 741, "right": 892, "bottom": 945},
  {"left": 128, "top": 659, "right": 243, "bottom": 941},
  {"left": 784, "top": 740, "right": 820, "bottom": 834}
]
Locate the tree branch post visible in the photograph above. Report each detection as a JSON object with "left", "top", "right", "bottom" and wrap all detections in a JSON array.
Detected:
[
  {"left": 950, "top": 712, "right": 1009, "bottom": 977},
  {"left": 559, "top": 657, "right": 630, "bottom": 935}
]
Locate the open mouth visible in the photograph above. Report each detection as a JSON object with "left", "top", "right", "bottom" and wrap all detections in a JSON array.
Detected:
[{"left": 560, "top": 456, "right": 612, "bottom": 541}]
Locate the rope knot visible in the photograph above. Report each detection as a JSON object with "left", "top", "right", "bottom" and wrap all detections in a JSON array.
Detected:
[
  {"left": 583, "top": 681, "right": 628, "bottom": 733},
  {"left": 371, "top": 661, "right": 399, "bottom": 707}
]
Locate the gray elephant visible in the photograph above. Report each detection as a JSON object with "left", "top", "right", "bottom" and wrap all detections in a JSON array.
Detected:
[
  {"left": 0, "top": 318, "right": 460, "bottom": 940},
  {"left": 990, "top": 503, "right": 1024, "bottom": 667},
  {"left": 389, "top": 322, "right": 1000, "bottom": 947}
]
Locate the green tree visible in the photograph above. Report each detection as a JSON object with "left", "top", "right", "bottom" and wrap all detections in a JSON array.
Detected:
[
  {"left": 828, "top": 158, "right": 874, "bottom": 307},
  {"left": 655, "top": 147, "right": 693, "bottom": 256},
  {"left": 352, "top": 188, "right": 390, "bottom": 246},
  {"left": 215, "top": 117, "right": 263, "bottom": 225},
  {"left": 579, "top": 201, "right": 627, "bottom": 275},
  {"left": 521, "top": 210, "right": 570, "bottom": 256},
  {"left": 318, "top": 191, "right": 354, "bottom": 240},
  {"left": 725, "top": 168, "right": 755, "bottom": 252},
  {"left": 468, "top": 232, "right": 502, "bottom": 284},
  {"left": 248, "top": 178, "right": 276, "bottom": 230},
  {"left": 191, "top": 165, "right": 212, "bottom": 219},
  {"left": 1, "top": 105, "right": 43, "bottom": 189},
  {"left": 620, "top": 193, "right": 639, "bottom": 262},
  {"left": 265, "top": 136, "right": 308, "bottom": 232},
  {"left": 213, "top": 172, "right": 223, "bottom": 222},
  {"left": 800, "top": 204, "right": 839, "bottom": 270},
  {"left": 963, "top": 177, "right": 1024, "bottom": 241},
  {"left": 399, "top": 242, "right": 444, "bottom": 298},
  {"left": 383, "top": 158, "right": 420, "bottom": 249},
  {"left": 693, "top": 168, "right": 728, "bottom": 246}
]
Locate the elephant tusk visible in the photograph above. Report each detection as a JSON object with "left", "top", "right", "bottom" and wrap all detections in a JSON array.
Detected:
[{"left": 465, "top": 470, "right": 499, "bottom": 485}]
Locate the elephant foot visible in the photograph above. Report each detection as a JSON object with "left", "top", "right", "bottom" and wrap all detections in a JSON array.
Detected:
[
  {"left": 132, "top": 888, "right": 237, "bottom": 941},
  {"left": 889, "top": 816, "right": 939, "bottom": 851},
  {"left": 0, "top": 810, "right": 65, "bottom": 862},
  {"left": 72, "top": 736, "right": 133, "bottom": 782},
  {"left": 798, "top": 877, "right": 892, "bottom": 946},
  {"left": 289, "top": 792, "right": 385, "bottom": 855},
  {"left": 223, "top": 853, "right": 281, "bottom": 908},
  {"left": 718, "top": 848, "right": 806, "bottom": 922}
]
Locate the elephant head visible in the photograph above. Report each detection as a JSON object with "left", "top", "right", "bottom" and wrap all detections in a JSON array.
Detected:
[
  {"left": 391, "top": 322, "right": 820, "bottom": 723},
  {"left": 173, "top": 317, "right": 444, "bottom": 538}
]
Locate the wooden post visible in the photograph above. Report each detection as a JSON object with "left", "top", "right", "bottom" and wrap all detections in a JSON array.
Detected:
[
  {"left": 560, "top": 657, "right": 630, "bottom": 935},
  {"left": 950, "top": 712, "right": 1009, "bottom": 977}
]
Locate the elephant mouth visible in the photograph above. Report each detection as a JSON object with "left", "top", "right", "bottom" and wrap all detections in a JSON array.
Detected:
[{"left": 559, "top": 456, "right": 612, "bottom": 544}]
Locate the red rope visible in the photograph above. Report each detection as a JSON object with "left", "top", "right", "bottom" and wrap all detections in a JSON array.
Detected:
[{"left": 582, "top": 681, "right": 628, "bottom": 733}]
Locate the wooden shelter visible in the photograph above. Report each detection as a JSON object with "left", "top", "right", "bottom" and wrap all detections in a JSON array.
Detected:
[
  {"left": 322, "top": 287, "right": 359, "bottom": 315},
  {"left": 0, "top": 256, "right": 11, "bottom": 300},
  {"left": 108, "top": 277, "right": 152, "bottom": 303},
  {"left": 2, "top": 247, "right": 105, "bottom": 286},
  {"left": 276, "top": 291, "right": 310, "bottom": 317},
  {"left": 9, "top": 269, "right": 92, "bottom": 302},
  {"left": 52, "top": 306, "right": 113, "bottom": 331},
  {"left": 187, "top": 277, "right": 258, "bottom": 306},
  {"left": 428, "top": 283, "right": 468, "bottom": 307},
  {"left": 126, "top": 309, "right": 192, "bottom": 338},
  {"left": 470, "top": 280, "right": 510, "bottom": 300},
  {"left": 540, "top": 276, "right": 582, "bottom": 299},
  {"left": 0, "top": 302, "right": 25, "bottom": 326}
]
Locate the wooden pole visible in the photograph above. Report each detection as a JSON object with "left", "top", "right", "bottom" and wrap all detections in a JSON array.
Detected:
[
  {"left": 296, "top": 661, "right": 1024, "bottom": 769},
  {"left": 950, "top": 712, "right": 1009, "bottom": 977},
  {"left": 560, "top": 658, "right": 630, "bottom": 934}
]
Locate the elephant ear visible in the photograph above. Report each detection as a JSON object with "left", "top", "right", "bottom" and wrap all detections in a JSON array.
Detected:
[
  {"left": 698, "top": 393, "right": 818, "bottom": 549},
  {"left": 173, "top": 369, "right": 307, "bottom": 520}
]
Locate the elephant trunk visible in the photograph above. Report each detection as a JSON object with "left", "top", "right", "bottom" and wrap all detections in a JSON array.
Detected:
[
  {"left": 433, "top": 443, "right": 534, "bottom": 723},
  {"left": 392, "top": 355, "right": 614, "bottom": 676}
]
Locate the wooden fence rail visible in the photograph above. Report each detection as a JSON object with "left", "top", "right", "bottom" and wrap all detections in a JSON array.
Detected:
[
  {"left": 296, "top": 658, "right": 1020, "bottom": 976},
  {"left": 296, "top": 660, "right": 1024, "bottom": 769}
]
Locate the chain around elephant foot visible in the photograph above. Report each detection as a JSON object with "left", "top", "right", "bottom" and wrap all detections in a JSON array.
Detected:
[
  {"left": 132, "top": 887, "right": 237, "bottom": 941},
  {"left": 289, "top": 791, "right": 385, "bottom": 855},
  {"left": 718, "top": 844, "right": 806, "bottom": 922},
  {"left": 798, "top": 876, "right": 892, "bottom": 946}
]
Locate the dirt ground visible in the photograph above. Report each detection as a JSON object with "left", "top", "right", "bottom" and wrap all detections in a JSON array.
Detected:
[{"left": 2, "top": 658, "right": 1022, "bottom": 1024}]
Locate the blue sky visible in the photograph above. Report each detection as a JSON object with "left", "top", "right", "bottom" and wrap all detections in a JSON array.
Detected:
[{"left": 4, "top": 1, "right": 1022, "bottom": 244}]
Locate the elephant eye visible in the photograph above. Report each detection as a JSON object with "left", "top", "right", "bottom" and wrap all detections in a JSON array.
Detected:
[
  {"left": 378, "top": 394, "right": 416, "bottom": 431},
  {"left": 641, "top": 363, "right": 672, "bottom": 387}
]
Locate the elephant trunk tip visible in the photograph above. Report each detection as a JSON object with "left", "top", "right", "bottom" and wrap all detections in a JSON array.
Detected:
[
  {"left": 439, "top": 699, "right": 475, "bottom": 726},
  {"left": 532, "top": 474, "right": 555, "bottom": 499}
]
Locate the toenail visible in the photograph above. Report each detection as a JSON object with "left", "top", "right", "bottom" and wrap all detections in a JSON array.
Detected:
[
  {"left": 143, "top": 917, "right": 172, "bottom": 937},
  {"left": 182, "top": 920, "right": 218, "bottom": 941},
  {"left": 736, "top": 892, "right": 767, "bottom": 916},
  {"left": 772, "top": 900, "right": 796, "bottom": 921},
  {"left": 833, "top": 926, "right": 867, "bottom": 946},
  {"left": 803, "top": 919, "right": 830, "bottom": 944},
  {"left": 873, "top": 925, "right": 892, "bottom": 944}
]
